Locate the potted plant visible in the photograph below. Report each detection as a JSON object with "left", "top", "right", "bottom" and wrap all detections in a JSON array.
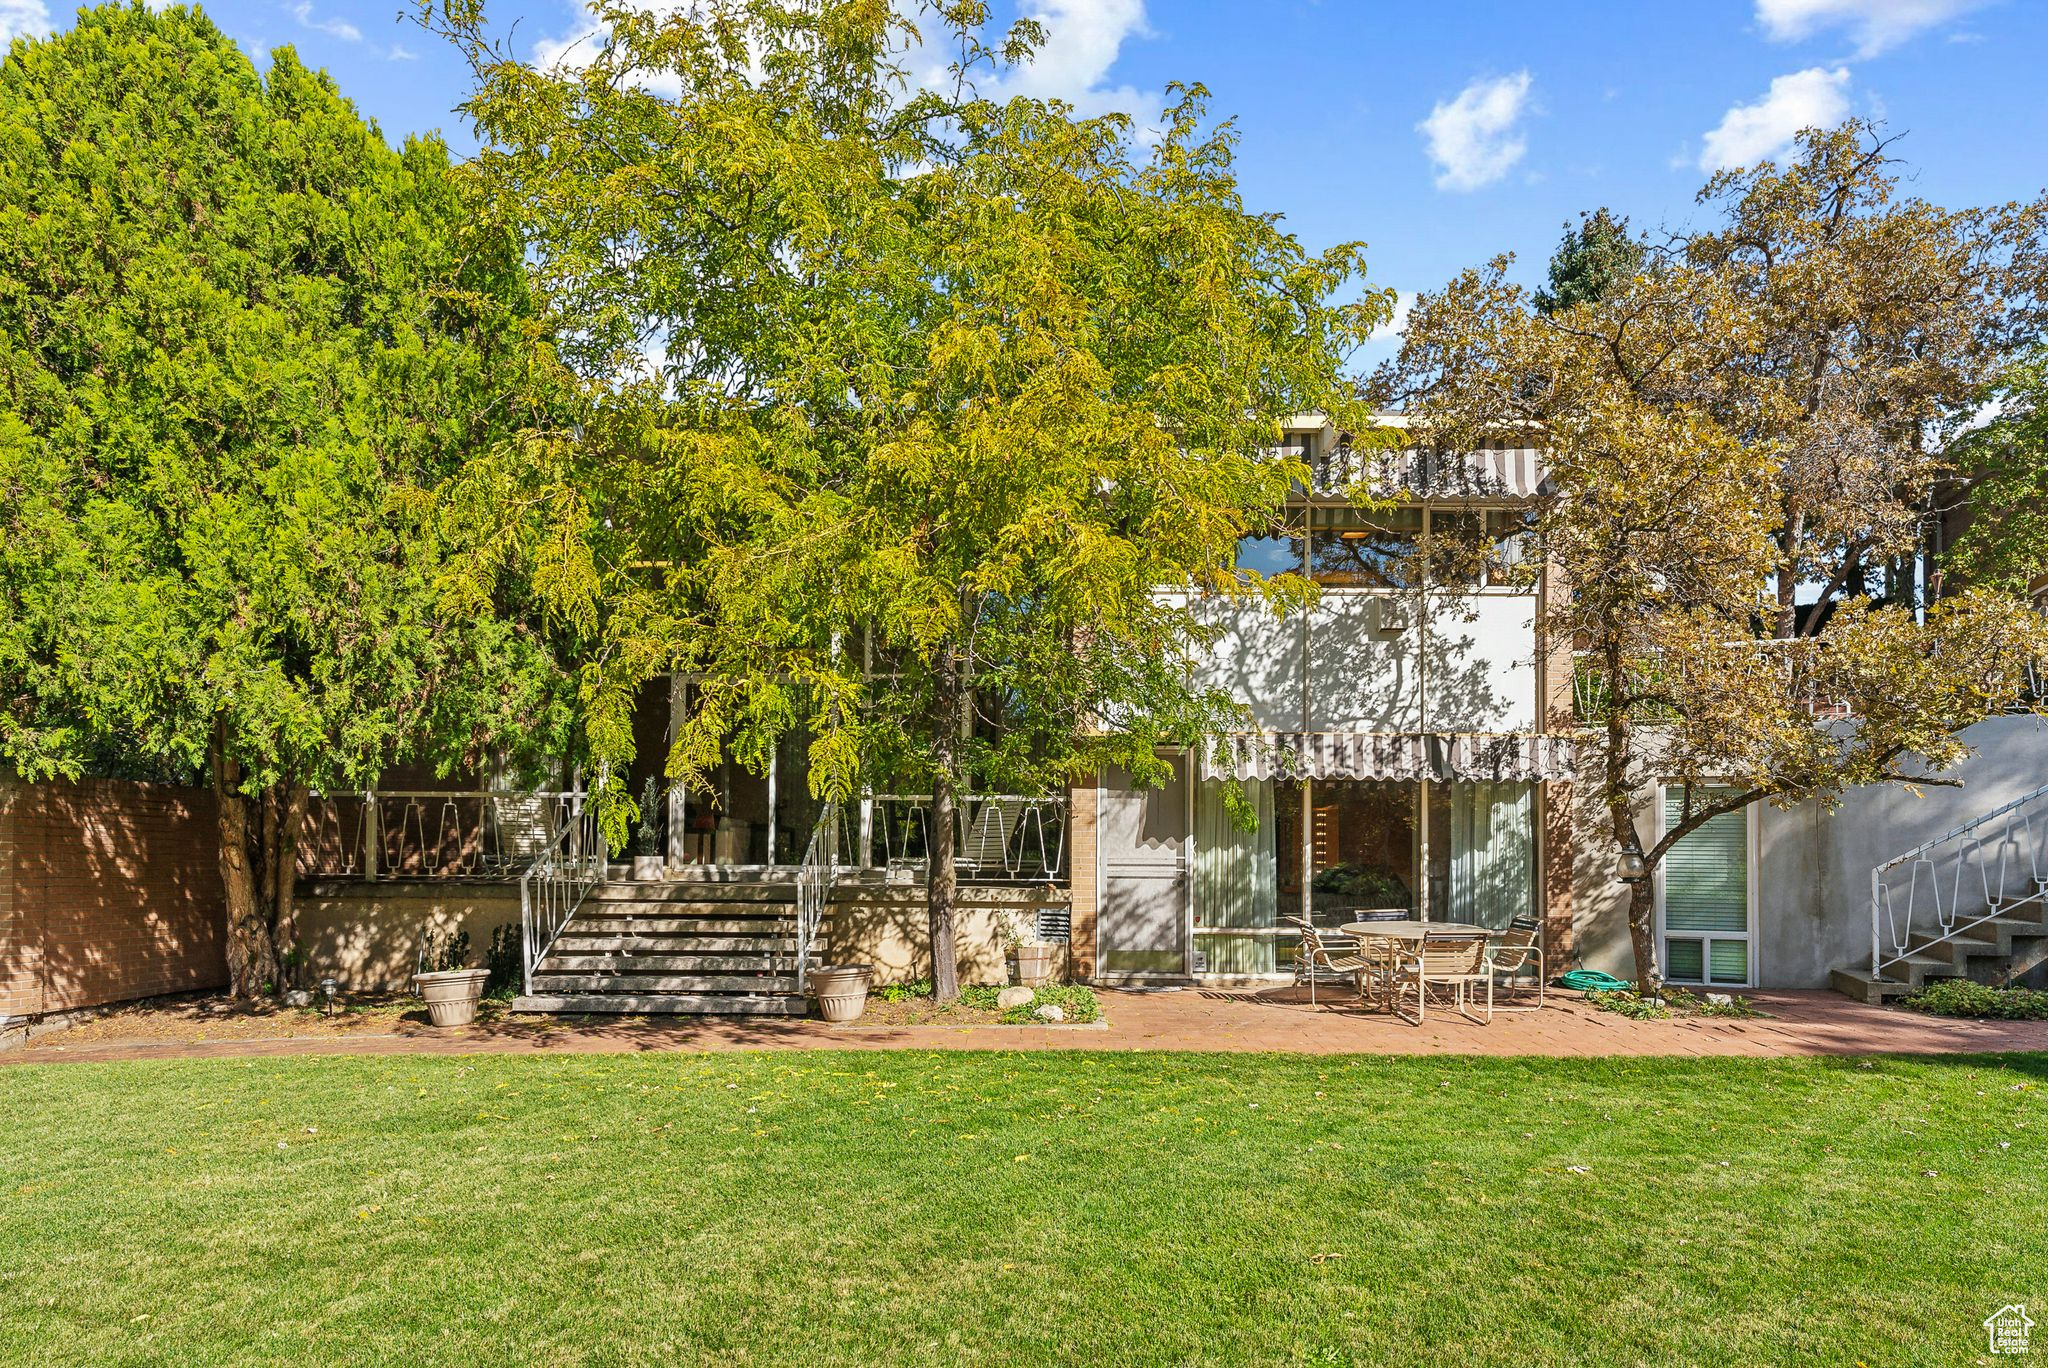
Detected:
[
  {"left": 1001, "top": 910, "right": 1057, "bottom": 988},
  {"left": 412, "top": 927, "right": 490, "bottom": 1027},
  {"left": 809, "top": 964, "right": 873, "bottom": 1022},
  {"left": 631, "top": 775, "right": 665, "bottom": 880}
]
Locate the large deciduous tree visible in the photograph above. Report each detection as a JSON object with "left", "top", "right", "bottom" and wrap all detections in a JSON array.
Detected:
[
  {"left": 1376, "top": 123, "right": 2048, "bottom": 990},
  {"left": 424, "top": 0, "right": 1384, "bottom": 999},
  {"left": 0, "top": 5, "right": 574, "bottom": 995}
]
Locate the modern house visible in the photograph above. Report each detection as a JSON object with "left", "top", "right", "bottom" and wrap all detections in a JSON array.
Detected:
[
  {"left": 19, "top": 416, "right": 2038, "bottom": 1029},
  {"left": 281, "top": 412, "right": 2048, "bottom": 1012}
]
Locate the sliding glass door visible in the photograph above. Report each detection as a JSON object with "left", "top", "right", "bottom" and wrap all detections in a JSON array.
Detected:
[{"left": 1190, "top": 776, "right": 1539, "bottom": 976}]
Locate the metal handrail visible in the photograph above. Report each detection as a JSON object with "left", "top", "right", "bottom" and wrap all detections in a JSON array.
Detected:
[
  {"left": 792, "top": 801, "right": 843, "bottom": 994},
  {"left": 862, "top": 792, "right": 1067, "bottom": 881},
  {"left": 1870, "top": 779, "right": 2048, "bottom": 979},
  {"left": 300, "top": 790, "right": 582, "bottom": 881},
  {"left": 519, "top": 796, "right": 607, "bottom": 996}
]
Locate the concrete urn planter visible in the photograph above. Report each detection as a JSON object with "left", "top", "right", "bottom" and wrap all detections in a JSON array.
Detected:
[
  {"left": 413, "top": 968, "right": 491, "bottom": 1027},
  {"left": 809, "top": 964, "right": 873, "bottom": 1023},
  {"left": 1015, "top": 943, "right": 1057, "bottom": 988},
  {"left": 630, "top": 854, "right": 666, "bottom": 881}
]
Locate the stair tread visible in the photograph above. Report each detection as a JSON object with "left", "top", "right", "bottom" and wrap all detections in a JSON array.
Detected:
[
  {"left": 531, "top": 973, "right": 801, "bottom": 993},
  {"left": 512, "top": 993, "right": 807, "bottom": 1016},
  {"left": 551, "top": 937, "right": 795, "bottom": 952},
  {"left": 544, "top": 954, "right": 788, "bottom": 972}
]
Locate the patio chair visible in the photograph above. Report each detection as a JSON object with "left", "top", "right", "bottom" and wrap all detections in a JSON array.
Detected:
[
  {"left": 1390, "top": 932, "right": 1493, "bottom": 1025},
  {"left": 1487, "top": 916, "right": 1546, "bottom": 1010},
  {"left": 1287, "top": 917, "right": 1369, "bottom": 1009}
]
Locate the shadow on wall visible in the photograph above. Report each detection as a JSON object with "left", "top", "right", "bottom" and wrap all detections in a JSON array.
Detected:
[
  {"left": 1, "top": 780, "right": 228, "bottom": 1018},
  {"left": 294, "top": 884, "right": 521, "bottom": 993},
  {"left": 825, "top": 888, "right": 1070, "bottom": 986}
]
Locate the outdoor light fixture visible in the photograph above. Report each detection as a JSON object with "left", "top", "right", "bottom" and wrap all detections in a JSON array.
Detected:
[
  {"left": 1617, "top": 836, "right": 1648, "bottom": 885},
  {"left": 319, "top": 977, "right": 341, "bottom": 1017}
]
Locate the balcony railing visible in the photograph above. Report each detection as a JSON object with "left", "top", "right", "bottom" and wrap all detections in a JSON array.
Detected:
[
  {"left": 298, "top": 791, "right": 585, "bottom": 881},
  {"left": 856, "top": 793, "right": 1068, "bottom": 884},
  {"left": 1571, "top": 642, "right": 1854, "bottom": 726}
]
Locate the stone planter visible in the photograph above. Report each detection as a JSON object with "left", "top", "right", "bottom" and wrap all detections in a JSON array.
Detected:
[
  {"left": 630, "top": 854, "right": 665, "bottom": 881},
  {"left": 1015, "top": 943, "right": 1057, "bottom": 988},
  {"left": 809, "top": 964, "right": 873, "bottom": 1023},
  {"left": 412, "top": 968, "right": 490, "bottom": 1027}
]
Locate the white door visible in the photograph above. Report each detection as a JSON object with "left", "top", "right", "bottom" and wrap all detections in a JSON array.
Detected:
[{"left": 1097, "top": 757, "right": 1191, "bottom": 978}]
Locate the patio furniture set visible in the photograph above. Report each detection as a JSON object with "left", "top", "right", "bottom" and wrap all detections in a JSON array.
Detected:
[{"left": 1289, "top": 913, "right": 1546, "bottom": 1024}]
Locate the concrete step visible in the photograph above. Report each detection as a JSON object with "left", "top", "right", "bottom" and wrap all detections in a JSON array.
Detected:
[
  {"left": 1830, "top": 968, "right": 1917, "bottom": 1004},
  {"left": 512, "top": 993, "right": 807, "bottom": 1016},
  {"left": 529, "top": 972, "right": 801, "bottom": 994},
  {"left": 589, "top": 882, "right": 795, "bottom": 905},
  {"left": 567, "top": 915, "right": 796, "bottom": 935},
  {"left": 543, "top": 953, "right": 788, "bottom": 973},
  {"left": 551, "top": 934, "right": 795, "bottom": 954}
]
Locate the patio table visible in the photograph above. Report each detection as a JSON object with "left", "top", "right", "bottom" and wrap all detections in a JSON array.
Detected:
[
  {"left": 1336, "top": 920, "right": 1492, "bottom": 1010},
  {"left": 1337, "top": 919, "right": 1491, "bottom": 940}
]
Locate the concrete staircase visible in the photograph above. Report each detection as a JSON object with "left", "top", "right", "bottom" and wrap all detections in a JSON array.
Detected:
[
  {"left": 1831, "top": 904, "right": 2048, "bottom": 1003},
  {"left": 512, "top": 880, "right": 811, "bottom": 1016}
]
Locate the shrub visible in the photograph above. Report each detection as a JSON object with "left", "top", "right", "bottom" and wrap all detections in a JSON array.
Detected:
[
  {"left": 484, "top": 925, "right": 522, "bottom": 1000},
  {"left": 1003, "top": 984, "right": 1100, "bottom": 1025},
  {"left": 877, "top": 979, "right": 933, "bottom": 1003},
  {"left": 1903, "top": 979, "right": 2048, "bottom": 1020}
]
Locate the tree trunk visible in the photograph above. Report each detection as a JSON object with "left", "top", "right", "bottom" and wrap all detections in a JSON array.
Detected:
[
  {"left": 927, "top": 643, "right": 966, "bottom": 1003},
  {"left": 1625, "top": 875, "right": 1658, "bottom": 995},
  {"left": 269, "top": 783, "right": 309, "bottom": 988},
  {"left": 1606, "top": 792, "right": 1660, "bottom": 993},
  {"left": 212, "top": 741, "right": 279, "bottom": 998},
  {"left": 209, "top": 722, "right": 303, "bottom": 998},
  {"left": 929, "top": 765, "right": 960, "bottom": 1003}
]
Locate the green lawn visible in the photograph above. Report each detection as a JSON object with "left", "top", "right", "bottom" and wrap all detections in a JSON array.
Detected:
[{"left": 3, "top": 1050, "right": 2044, "bottom": 1366}]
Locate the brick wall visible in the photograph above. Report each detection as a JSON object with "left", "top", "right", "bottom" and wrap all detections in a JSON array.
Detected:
[
  {"left": 1067, "top": 779, "right": 1098, "bottom": 981},
  {"left": 0, "top": 779, "right": 227, "bottom": 1019}
]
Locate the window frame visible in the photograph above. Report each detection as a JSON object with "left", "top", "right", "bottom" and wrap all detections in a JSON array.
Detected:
[{"left": 1652, "top": 784, "right": 1759, "bottom": 988}]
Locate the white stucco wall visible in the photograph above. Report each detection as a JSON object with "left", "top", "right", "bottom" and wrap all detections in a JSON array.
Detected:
[
  {"left": 1574, "top": 713, "right": 2048, "bottom": 989},
  {"left": 1188, "top": 589, "right": 1539, "bottom": 734}
]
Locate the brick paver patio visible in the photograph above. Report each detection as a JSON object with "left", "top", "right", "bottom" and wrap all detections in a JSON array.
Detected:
[{"left": 9, "top": 985, "right": 2048, "bottom": 1064}]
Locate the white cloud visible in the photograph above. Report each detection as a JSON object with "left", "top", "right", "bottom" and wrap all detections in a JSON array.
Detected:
[
  {"left": 289, "top": 1, "right": 361, "bottom": 44},
  {"left": 1756, "top": 0, "right": 1986, "bottom": 57},
  {"left": 984, "top": 0, "right": 1157, "bottom": 123},
  {"left": 531, "top": 2, "right": 708, "bottom": 98},
  {"left": 537, "top": 2, "right": 1159, "bottom": 125},
  {"left": 0, "top": 0, "right": 52, "bottom": 50},
  {"left": 1367, "top": 290, "right": 1413, "bottom": 345},
  {"left": 1417, "top": 71, "right": 1534, "bottom": 193},
  {"left": 1698, "top": 66, "right": 1851, "bottom": 171},
  {"left": 388, "top": 44, "right": 419, "bottom": 62}
]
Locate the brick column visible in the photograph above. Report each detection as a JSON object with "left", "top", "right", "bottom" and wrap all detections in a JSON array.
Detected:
[
  {"left": 1541, "top": 780, "right": 1576, "bottom": 969},
  {"left": 1067, "top": 778, "right": 1098, "bottom": 982},
  {"left": 0, "top": 780, "right": 30, "bottom": 1019},
  {"left": 1538, "top": 557, "right": 1576, "bottom": 969}
]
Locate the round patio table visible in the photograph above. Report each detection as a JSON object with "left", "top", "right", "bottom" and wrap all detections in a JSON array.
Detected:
[{"left": 1338, "top": 919, "right": 1491, "bottom": 940}]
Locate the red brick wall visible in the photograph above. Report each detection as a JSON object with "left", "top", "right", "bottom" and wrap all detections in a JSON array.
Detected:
[{"left": 0, "top": 780, "right": 227, "bottom": 1018}]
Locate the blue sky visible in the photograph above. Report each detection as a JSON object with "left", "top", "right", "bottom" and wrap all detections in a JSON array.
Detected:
[{"left": 7, "top": 0, "right": 2045, "bottom": 365}]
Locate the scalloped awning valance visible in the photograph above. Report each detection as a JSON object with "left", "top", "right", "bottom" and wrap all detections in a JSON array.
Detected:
[{"left": 1200, "top": 732, "right": 1576, "bottom": 784}]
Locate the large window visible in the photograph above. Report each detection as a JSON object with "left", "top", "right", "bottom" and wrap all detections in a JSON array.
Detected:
[
  {"left": 1234, "top": 524, "right": 1305, "bottom": 581},
  {"left": 1304, "top": 505, "right": 1533, "bottom": 590},
  {"left": 1658, "top": 787, "right": 1753, "bottom": 985},
  {"left": 1308, "top": 507, "right": 1422, "bottom": 587}
]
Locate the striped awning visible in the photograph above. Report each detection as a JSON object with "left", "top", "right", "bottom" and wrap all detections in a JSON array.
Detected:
[
  {"left": 1311, "top": 443, "right": 1548, "bottom": 500},
  {"left": 1200, "top": 732, "right": 1577, "bottom": 784}
]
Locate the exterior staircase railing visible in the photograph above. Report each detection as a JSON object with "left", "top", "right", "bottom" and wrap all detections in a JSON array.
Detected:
[
  {"left": 792, "top": 801, "right": 844, "bottom": 995},
  {"left": 519, "top": 795, "right": 608, "bottom": 997},
  {"left": 1872, "top": 780, "right": 2048, "bottom": 980}
]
